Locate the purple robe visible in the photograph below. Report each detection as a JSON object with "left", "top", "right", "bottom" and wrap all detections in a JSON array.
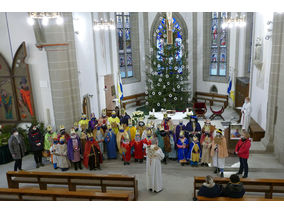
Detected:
[
  {"left": 67, "top": 136, "right": 82, "bottom": 162},
  {"left": 89, "top": 119, "right": 98, "bottom": 131}
]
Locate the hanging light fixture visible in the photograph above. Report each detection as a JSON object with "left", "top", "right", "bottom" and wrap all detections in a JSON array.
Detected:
[
  {"left": 27, "top": 12, "right": 64, "bottom": 26},
  {"left": 222, "top": 14, "right": 246, "bottom": 29},
  {"left": 93, "top": 18, "right": 115, "bottom": 31}
]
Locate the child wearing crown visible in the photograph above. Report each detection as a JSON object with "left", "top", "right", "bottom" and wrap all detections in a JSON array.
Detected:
[
  {"left": 44, "top": 125, "right": 57, "bottom": 162},
  {"left": 121, "top": 131, "right": 132, "bottom": 165},
  {"left": 189, "top": 135, "right": 202, "bottom": 167},
  {"left": 177, "top": 131, "right": 189, "bottom": 166},
  {"left": 49, "top": 136, "right": 59, "bottom": 169},
  {"left": 132, "top": 130, "right": 144, "bottom": 163},
  {"left": 57, "top": 136, "right": 70, "bottom": 171},
  {"left": 67, "top": 128, "right": 83, "bottom": 170},
  {"left": 200, "top": 120, "right": 214, "bottom": 167},
  {"left": 104, "top": 125, "right": 117, "bottom": 159},
  {"left": 83, "top": 130, "right": 102, "bottom": 170}
]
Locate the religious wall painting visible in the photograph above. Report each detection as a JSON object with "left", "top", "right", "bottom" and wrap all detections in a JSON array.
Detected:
[
  {"left": 0, "top": 54, "right": 18, "bottom": 122},
  {"left": 118, "top": 29, "right": 124, "bottom": 51},
  {"left": 0, "top": 42, "right": 35, "bottom": 122}
]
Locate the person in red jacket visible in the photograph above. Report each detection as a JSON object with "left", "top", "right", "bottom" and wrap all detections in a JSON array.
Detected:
[{"left": 235, "top": 130, "right": 251, "bottom": 178}]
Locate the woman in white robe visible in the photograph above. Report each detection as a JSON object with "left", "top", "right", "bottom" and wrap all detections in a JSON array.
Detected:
[
  {"left": 146, "top": 144, "right": 165, "bottom": 193},
  {"left": 241, "top": 97, "right": 251, "bottom": 131}
]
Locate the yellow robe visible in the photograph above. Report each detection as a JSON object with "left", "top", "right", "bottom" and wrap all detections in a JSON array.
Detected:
[{"left": 108, "top": 117, "right": 120, "bottom": 135}]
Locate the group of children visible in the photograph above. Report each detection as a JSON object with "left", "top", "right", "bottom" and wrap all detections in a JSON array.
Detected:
[{"left": 35, "top": 108, "right": 228, "bottom": 177}]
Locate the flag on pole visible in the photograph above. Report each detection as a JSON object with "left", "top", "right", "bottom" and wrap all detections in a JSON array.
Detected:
[
  {"left": 227, "top": 71, "right": 235, "bottom": 103},
  {"left": 117, "top": 74, "right": 124, "bottom": 105}
]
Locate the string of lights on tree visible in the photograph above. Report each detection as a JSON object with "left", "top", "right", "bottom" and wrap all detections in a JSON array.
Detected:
[{"left": 145, "top": 14, "right": 191, "bottom": 111}]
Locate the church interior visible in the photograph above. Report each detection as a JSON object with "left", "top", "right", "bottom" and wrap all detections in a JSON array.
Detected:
[{"left": 1, "top": 1, "right": 284, "bottom": 204}]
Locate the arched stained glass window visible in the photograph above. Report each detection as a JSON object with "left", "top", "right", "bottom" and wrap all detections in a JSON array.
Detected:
[
  {"left": 210, "top": 12, "right": 228, "bottom": 76},
  {"left": 155, "top": 17, "right": 184, "bottom": 74},
  {"left": 116, "top": 12, "right": 133, "bottom": 79}
]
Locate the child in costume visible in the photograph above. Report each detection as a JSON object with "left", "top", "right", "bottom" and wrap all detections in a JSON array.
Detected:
[
  {"left": 132, "top": 130, "right": 144, "bottom": 163},
  {"left": 121, "top": 131, "right": 132, "bottom": 165},
  {"left": 44, "top": 125, "right": 57, "bottom": 162},
  {"left": 136, "top": 119, "right": 146, "bottom": 137},
  {"left": 67, "top": 128, "right": 83, "bottom": 170},
  {"left": 83, "top": 131, "right": 102, "bottom": 170},
  {"left": 142, "top": 129, "right": 153, "bottom": 158},
  {"left": 211, "top": 129, "right": 228, "bottom": 177},
  {"left": 94, "top": 125, "right": 105, "bottom": 159},
  {"left": 108, "top": 111, "right": 120, "bottom": 135},
  {"left": 156, "top": 126, "right": 171, "bottom": 165},
  {"left": 88, "top": 113, "right": 98, "bottom": 131},
  {"left": 128, "top": 119, "right": 137, "bottom": 141},
  {"left": 200, "top": 120, "right": 214, "bottom": 167},
  {"left": 185, "top": 115, "right": 201, "bottom": 140},
  {"left": 120, "top": 108, "right": 131, "bottom": 126},
  {"left": 116, "top": 125, "right": 125, "bottom": 155},
  {"left": 57, "top": 125, "right": 70, "bottom": 145},
  {"left": 177, "top": 131, "right": 189, "bottom": 166},
  {"left": 98, "top": 109, "right": 108, "bottom": 134},
  {"left": 49, "top": 137, "right": 59, "bottom": 169},
  {"left": 175, "top": 120, "right": 186, "bottom": 142},
  {"left": 189, "top": 135, "right": 202, "bottom": 167},
  {"left": 79, "top": 114, "right": 89, "bottom": 132},
  {"left": 104, "top": 125, "right": 117, "bottom": 159},
  {"left": 73, "top": 122, "right": 81, "bottom": 137},
  {"left": 57, "top": 136, "right": 70, "bottom": 171}
]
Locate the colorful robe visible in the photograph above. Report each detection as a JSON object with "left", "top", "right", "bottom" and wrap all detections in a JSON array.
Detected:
[
  {"left": 185, "top": 121, "right": 201, "bottom": 139},
  {"left": 121, "top": 140, "right": 132, "bottom": 162},
  {"left": 44, "top": 132, "right": 57, "bottom": 151},
  {"left": 67, "top": 136, "right": 82, "bottom": 162},
  {"left": 176, "top": 138, "right": 189, "bottom": 163},
  {"left": 108, "top": 116, "right": 120, "bottom": 135},
  {"left": 104, "top": 130, "right": 117, "bottom": 159},
  {"left": 132, "top": 138, "right": 144, "bottom": 160},
  {"left": 83, "top": 140, "right": 102, "bottom": 168},
  {"left": 89, "top": 119, "right": 98, "bottom": 131},
  {"left": 189, "top": 141, "right": 202, "bottom": 162},
  {"left": 175, "top": 124, "right": 186, "bottom": 142}
]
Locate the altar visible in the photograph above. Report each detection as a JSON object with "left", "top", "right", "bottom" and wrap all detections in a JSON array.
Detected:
[{"left": 145, "top": 111, "right": 190, "bottom": 126}]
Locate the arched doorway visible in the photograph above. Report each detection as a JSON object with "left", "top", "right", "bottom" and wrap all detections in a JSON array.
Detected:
[{"left": 82, "top": 95, "right": 91, "bottom": 119}]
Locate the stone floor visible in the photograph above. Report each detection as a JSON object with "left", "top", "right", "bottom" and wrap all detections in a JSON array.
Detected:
[{"left": 1, "top": 152, "right": 284, "bottom": 201}]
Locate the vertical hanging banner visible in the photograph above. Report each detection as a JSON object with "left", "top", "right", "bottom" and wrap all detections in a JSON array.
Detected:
[
  {"left": 0, "top": 54, "right": 18, "bottom": 122},
  {"left": 12, "top": 42, "right": 36, "bottom": 121}
]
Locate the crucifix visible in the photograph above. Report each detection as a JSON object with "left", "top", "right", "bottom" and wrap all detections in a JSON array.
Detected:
[{"left": 166, "top": 12, "right": 173, "bottom": 44}]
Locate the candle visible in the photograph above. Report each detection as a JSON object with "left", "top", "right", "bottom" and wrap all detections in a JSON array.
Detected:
[
  {"left": 152, "top": 108, "right": 155, "bottom": 113},
  {"left": 186, "top": 108, "right": 189, "bottom": 113}
]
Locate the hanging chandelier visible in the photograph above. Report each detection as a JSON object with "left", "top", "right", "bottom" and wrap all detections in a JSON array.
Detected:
[
  {"left": 93, "top": 18, "right": 115, "bottom": 31},
  {"left": 27, "top": 12, "right": 64, "bottom": 26},
  {"left": 221, "top": 15, "right": 246, "bottom": 29}
]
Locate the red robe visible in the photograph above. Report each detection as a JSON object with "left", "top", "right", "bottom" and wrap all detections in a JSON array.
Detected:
[
  {"left": 83, "top": 140, "right": 103, "bottom": 168},
  {"left": 20, "top": 89, "right": 34, "bottom": 116},
  {"left": 132, "top": 139, "right": 144, "bottom": 160},
  {"left": 121, "top": 141, "right": 132, "bottom": 162},
  {"left": 142, "top": 138, "right": 152, "bottom": 157}
]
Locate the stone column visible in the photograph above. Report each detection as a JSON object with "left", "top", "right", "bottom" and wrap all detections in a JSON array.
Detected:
[
  {"left": 33, "top": 12, "right": 81, "bottom": 130},
  {"left": 261, "top": 13, "right": 284, "bottom": 153}
]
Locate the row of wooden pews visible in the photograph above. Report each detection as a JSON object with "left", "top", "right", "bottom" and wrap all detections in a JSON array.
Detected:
[{"left": 0, "top": 171, "right": 138, "bottom": 201}]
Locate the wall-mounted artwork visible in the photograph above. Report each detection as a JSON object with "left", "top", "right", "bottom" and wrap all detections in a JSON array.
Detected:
[{"left": 0, "top": 42, "right": 35, "bottom": 123}]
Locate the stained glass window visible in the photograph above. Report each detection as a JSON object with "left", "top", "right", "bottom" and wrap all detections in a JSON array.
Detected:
[
  {"left": 210, "top": 12, "right": 228, "bottom": 76},
  {"left": 155, "top": 17, "right": 184, "bottom": 73},
  {"left": 116, "top": 12, "right": 133, "bottom": 78}
]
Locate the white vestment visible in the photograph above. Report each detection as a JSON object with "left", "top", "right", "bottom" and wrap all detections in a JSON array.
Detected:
[
  {"left": 241, "top": 102, "right": 251, "bottom": 131},
  {"left": 56, "top": 144, "right": 70, "bottom": 168},
  {"left": 146, "top": 145, "right": 165, "bottom": 192}
]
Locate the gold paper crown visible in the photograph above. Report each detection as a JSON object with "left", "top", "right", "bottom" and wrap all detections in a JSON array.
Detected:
[
  {"left": 107, "top": 124, "right": 112, "bottom": 129},
  {"left": 135, "top": 130, "right": 140, "bottom": 135},
  {"left": 119, "top": 124, "right": 124, "bottom": 130},
  {"left": 163, "top": 113, "right": 168, "bottom": 118},
  {"left": 180, "top": 131, "right": 185, "bottom": 137},
  {"left": 46, "top": 125, "right": 52, "bottom": 131},
  {"left": 87, "top": 132, "right": 94, "bottom": 138},
  {"left": 73, "top": 122, "right": 78, "bottom": 127},
  {"left": 59, "top": 125, "right": 65, "bottom": 130},
  {"left": 112, "top": 111, "right": 116, "bottom": 115},
  {"left": 70, "top": 128, "right": 76, "bottom": 134},
  {"left": 60, "top": 136, "right": 65, "bottom": 141},
  {"left": 146, "top": 123, "right": 152, "bottom": 128},
  {"left": 102, "top": 108, "right": 107, "bottom": 115},
  {"left": 216, "top": 129, "right": 223, "bottom": 134},
  {"left": 205, "top": 119, "right": 211, "bottom": 124},
  {"left": 121, "top": 108, "right": 125, "bottom": 114},
  {"left": 81, "top": 114, "right": 87, "bottom": 119}
]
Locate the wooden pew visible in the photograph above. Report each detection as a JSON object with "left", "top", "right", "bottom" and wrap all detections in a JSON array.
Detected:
[
  {"left": 6, "top": 171, "right": 138, "bottom": 201},
  {"left": 0, "top": 188, "right": 130, "bottom": 201},
  {"left": 194, "top": 91, "right": 229, "bottom": 108},
  {"left": 197, "top": 195, "right": 284, "bottom": 201},
  {"left": 193, "top": 176, "right": 284, "bottom": 200},
  {"left": 249, "top": 118, "right": 265, "bottom": 141},
  {"left": 121, "top": 93, "right": 146, "bottom": 109}
]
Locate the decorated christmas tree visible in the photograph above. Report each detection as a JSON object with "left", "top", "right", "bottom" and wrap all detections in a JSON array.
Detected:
[{"left": 145, "top": 15, "right": 191, "bottom": 112}]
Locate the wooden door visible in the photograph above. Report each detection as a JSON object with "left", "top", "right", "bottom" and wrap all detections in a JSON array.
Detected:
[{"left": 104, "top": 75, "right": 115, "bottom": 110}]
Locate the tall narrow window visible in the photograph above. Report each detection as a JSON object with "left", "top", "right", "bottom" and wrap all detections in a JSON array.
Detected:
[
  {"left": 116, "top": 12, "right": 133, "bottom": 79},
  {"left": 210, "top": 12, "right": 228, "bottom": 76}
]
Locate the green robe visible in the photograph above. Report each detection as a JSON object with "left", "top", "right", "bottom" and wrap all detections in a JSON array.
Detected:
[{"left": 44, "top": 132, "right": 57, "bottom": 151}]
